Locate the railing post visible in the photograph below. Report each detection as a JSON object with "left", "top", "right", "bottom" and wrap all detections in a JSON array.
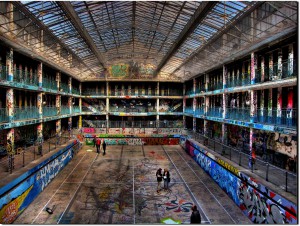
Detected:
[
  {"left": 22, "top": 149, "right": 25, "bottom": 167},
  {"left": 285, "top": 171, "right": 288, "bottom": 192},
  {"left": 266, "top": 163, "right": 269, "bottom": 181}
]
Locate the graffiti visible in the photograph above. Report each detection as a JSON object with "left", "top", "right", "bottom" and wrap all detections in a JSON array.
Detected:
[
  {"left": 0, "top": 186, "right": 33, "bottom": 224},
  {"left": 109, "top": 64, "right": 129, "bottom": 77},
  {"left": 158, "top": 196, "right": 193, "bottom": 213},
  {"left": 108, "top": 62, "right": 154, "bottom": 79},
  {"left": 183, "top": 137, "right": 297, "bottom": 224},
  {"left": 37, "top": 149, "right": 73, "bottom": 191},
  {"left": 103, "top": 138, "right": 179, "bottom": 145},
  {"left": 216, "top": 158, "right": 239, "bottom": 176},
  {"left": 83, "top": 128, "right": 95, "bottom": 133},
  {"left": 238, "top": 181, "right": 295, "bottom": 223}
]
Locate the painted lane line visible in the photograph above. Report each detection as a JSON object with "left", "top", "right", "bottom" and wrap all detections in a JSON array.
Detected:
[
  {"left": 132, "top": 160, "right": 135, "bottom": 224},
  {"left": 173, "top": 147, "right": 238, "bottom": 224},
  {"left": 161, "top": 145, "right": 211, "bottom": 224},
  {"left": 57, "top": 153, "right": 98, "bottom": 224},
  {"left": 31, "top": 152, "right": 88, "bottom": 224}
]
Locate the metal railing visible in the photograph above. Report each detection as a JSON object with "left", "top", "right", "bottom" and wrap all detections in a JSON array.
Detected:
[
  {"left": 60, "top": 106, "right": 70, "bottom": 115},
  {"left": 72, "top": 87, "right": 80, "bottom": 95},
  {"left": 225, "top": 107, "right": 250, "bottom": 121},
  {"left": 14, "top": 106, "right": 39, "bottom": 121},
  {"left": 81, "top": 89, "right": 106, "bottom": 96},
  {"left": 73, "top": 106, "right": 81, "bottom": 113},
  {"left": 257, "top": 108, "right": 297, "bottom": 127},
  {"left": 0, "top": 108, "right": 8, "bottom": 122},
  {"left": 208, "top": 81, "right": 223, "bottom": 91},
  {"left": 0, "top": 65, "right": 8, "bottom": 81},
  {"left": 42, "top": 77, "right": 57, "bottom": 90},
  {"left": 13, "top": 68, "right": 39, "bottom": 86},
  {"left": 206, "top": 107, "right": 223, "bottom": 118},
  {"left": 60, "top": 83, "right": 69, "bottom": 93},
  {"left": 43, "top": 106, "right": 58, "bottom": 117},
  {"left": 187, "top": 131, "right": 297, "bottom": 196},
  {"left": 82, "top": 120, "right": 183, "bottom": 128},
  {"left": 184, "top": 107, "right": 194, "bottom": 114},
  {"left": 0, "top": 131, "right": 79, "bottom": 175},
  {"left": 195, "top": 108, "right": 205, "bottom": 116}
]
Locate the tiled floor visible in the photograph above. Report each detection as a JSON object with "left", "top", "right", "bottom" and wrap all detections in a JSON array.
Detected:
[{"left": 14, "top": 144, "right": 252, "bottom": 224}]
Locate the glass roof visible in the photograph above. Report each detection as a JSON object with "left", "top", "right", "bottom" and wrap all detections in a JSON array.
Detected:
[{"left": 10, "top": 1, "right": 297, "bottom": 81}]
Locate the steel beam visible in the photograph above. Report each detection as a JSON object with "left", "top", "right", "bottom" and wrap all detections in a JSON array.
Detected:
[
  {"left": 57, "top": 2, "right": 106, "bottom": 69},
  {"left": 154, "top": 2, "right": 217, "bottom": 76}
]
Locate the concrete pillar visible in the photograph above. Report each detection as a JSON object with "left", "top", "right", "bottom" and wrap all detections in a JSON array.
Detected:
[
  {"left": 18, "top": 64, "right": 22, "bottom": 82},
  {"left": 193, "top": 97, "right": 197, "bottom": 113},
  {"left": 261, "top": 56, "right": 265, "bottom": 82},
  {"left": 259, "top": 90, "right": 265, "bottom": 123},
  {"left": 6, "top": 48, "right": 13, "bottom": 81},
  {"left": 276, "top": 87, "right": 282, "bottom": 124},
  {"left": 277, "top": 49, "right": 282, "bottom": 79},
  {"left": 56, "top": 72, "right": 61, "bottom": 91},
  {"left": 24, "top": 66, "right": 28, "bottom": 84},
  {"left": 68, "top": 77, "right": 72, "bottom": 93},
  {"left": 193, "top": 117, "right": 196, "bottom": 132},
  {"left": 223, "top": 65, "right": 227, "bottom": 89},
  {"left": 204, "top": 120, "right": 208, "bottom": 137},
  {"left": 56, "top": 119, "right": 61, "bottom": 138},
  {"left": 29, "top": 67, "right": 33, "bottom": 85},
  {"left": 251, "top": 52, "right": 257, "bottom": 84},
  {"left": 68, "top": 117, "right": 72, "bottom": 135},
  {"left": 37, "top": 123, "right": 43, "bottom": 146},
  {"left": 287, "top": 87, "right": 294, "bottom": 127},
  {"left": 56, "top": 94, "right": 61, "bottom": 115},
  {"left": 37, "top": 93, "right": 43, "bottom": 119},
  {"left": 205, "top": 74, "right": 208, "bottom": 92},
  {"left": 79, "top": 82, "right": 82, "bottom": 95},
  {"left": 249, "top": 127, "right": 254, "bottom": 168},
  {"left": 250, "top": 90, "right": 257, "bottom": 123},
  {"left": 79, "top": 97, "right": 82, "bottom": 112},
  {"left": 269, "top": 53, "right": 273, "bottom": 80},
  {"left": 106, "top": 97, "right": 109, "bottom": 114},
  {"left": 193, "top": 78, "right": 196, "bottom": 94},
  {"left": 231, "top": 69, "right": 235, "bottom": 87},
  {"left": 6, "top": 88, "right": 14, "bottom": 122},
  {"left": 183, "top": 96, "right": 186, "bottom": 113},
  {"left": 267, "top": 89, "right": 273, "bottom": 123},
  {"left": 222, "top": 92, "right": 228, "bottom": 119},
  {"left": 78, "top": 115, "right": 82, "bottom": 129},
  {"left": 68, "top": 96, "right": 72, "bottom": 114},
  {"left": 236, "top": 68, "right": 240, "bottom": 86},
  {"left": 288, "top": 44, "right": 294, "bottom": 77},
  {"left": 222, "top": 123, "right": 227, "bottom": 145},
  {"left": 37, "top": 62, "right": 42, "bottom": 87},
  {"left": 40, "top": 30, "right": 44, "bottom": 53},
  {"left": 241, "top": 62, "right": 245, "bottom": 86}
]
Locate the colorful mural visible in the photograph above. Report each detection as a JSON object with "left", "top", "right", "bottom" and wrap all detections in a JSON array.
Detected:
[
  {"left": 107, "top": 62, "right": 155, "bottom": 79},
  {"left": 183, "top": 137, "right": 297, "bottom": 224},
  {"left": 0, "top": 142, "right": 79, "bottom": 224},
  {"left": 85, "top": 137, "right": 179, "bottom": 145}
]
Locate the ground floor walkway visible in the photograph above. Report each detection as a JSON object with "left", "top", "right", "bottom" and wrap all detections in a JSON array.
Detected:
[{"left": 14, "top": 144, "right": 252, "bottom": 224}]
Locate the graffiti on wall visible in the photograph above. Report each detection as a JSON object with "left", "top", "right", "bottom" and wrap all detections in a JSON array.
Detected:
[
  {"left": 103, "top": 138, "right": 179, "bottom": 145},
  {"left": 107, "top": 62, "right": 155, "bottom": 79},
  {"left": 0, "top": 145, "right": 76, "bottom": 224},
  {"left": 183, "top": 137, "right": 297, "bottom": 224}
]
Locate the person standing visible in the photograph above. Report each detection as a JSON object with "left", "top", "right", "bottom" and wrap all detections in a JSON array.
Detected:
[
  {"left": 102, "top": 139, "right": 106, "bottom": 155},
  {"left": 163, "top": 169, "right": 170, "bottom": 190},
  {"left": 95, "top": 138, "right": 101, "bottom": 154},
  {"left": 190, "top": 205, "right": 201, "bottom": 224},
  {"left": 93, "top": 135, "right": 96, "bottom": 147},
  {"left": 156, "top": 168, "right": 163, "bottom": 193}
]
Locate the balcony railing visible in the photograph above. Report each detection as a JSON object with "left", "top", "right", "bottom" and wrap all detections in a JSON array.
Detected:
[
  {"left": 72, "top": 87, "right": 80, "bottom": 95},
  {"left": 0, "top": 108, "right": 8, "bottom": 122},
  {"left": 208, "top": 81, "right": 223, "bottom": 91},
  {"left": 60, "top": 106, "right": 70, "bottom": 115},
  {"left": 109, "top": 106, "right": 156, "bottom": 113},
  {"left": 184, "top": 107, "right": 194, "bottom": 114},
  {"left": 14, "top": 106, "right": 39, "bottom": 121},
  {"left": 257, "top": 108, "right": 297, "bottom": 127},
  {"left": 106, "top": 120, "right": 183, "bottom": 128},
  {"left": 195, "top": 108, "right": 205, "bottom": 116},
  {"left": 60, "top": 83, "right": 69, "bottom": 93},
  {"left": 225, "top": 107, "right": 250, "bottom": 122},
  {"left": 73, "top": 106, "right": 81, "bottom": 113},
  {"left": 0, "top": 65, "right": 8, "bottom": 81},
  {"left": 82, "top": 89, "right": 106, "bottom": 96},
  {"left": 43, "top": 106, "right": 57, "bottom": 117},
  {"left": 206, "top": 107, "right": 223, "bottom": 118},
  {"left": 13, "top": 68, "right": 39, "bottom": 86},
  {"left": 42, "top": 77, "right": 57, "bottom": 90}
]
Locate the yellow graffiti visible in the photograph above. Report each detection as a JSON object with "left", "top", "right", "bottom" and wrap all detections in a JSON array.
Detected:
[
  {"left": 217, "top": 158, "right": 239, "bottom": 176},
  {"left": 0, "top": 185, "right": 33, "bottom": 224},
  {"left": 99, "top": 186, "right": 111, "bottom": 200}
]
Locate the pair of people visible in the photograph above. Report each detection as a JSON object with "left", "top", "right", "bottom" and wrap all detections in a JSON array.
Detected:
[
  {"left": 156, "top": 168, "right": 170, "bottom": 193},
  {"left": 95, "top": 138, "right": 107, "bottom": 155}
]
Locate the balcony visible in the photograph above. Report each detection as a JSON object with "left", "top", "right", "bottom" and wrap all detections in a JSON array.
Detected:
[
  {"left": 0, "top": 108, "right": 9, "bottom": 122},
  {"left": 195, "top": 108, "right": 205, "bottom": 116},
  {"left": 13, "top": 68, "right": 39, "bottom": 86},
  {"left": 184, "top": 107, "right": 194, "bottom": 114},
  {"left": 206, "top": 107, "right": 223, "bottom": 118},
  {"left": 82, "top": 89, "right": 106, "bottom": 96},
  {"left": 14, "top": 106, "right": 39, "bottom": 121},
  {"left": 225, "top": 107, "right": 250, "bottom": 121},
  {"left": 60, "top": 106, "right": 70, "bottom": 115},
  {"left": 42, "top": 77, "right": 57, "bottom": 90},
  {"left": 73, "top": 106, "right": 81, "bottom": 113},
  {"left": 43, "top": 106, "right": 57, "bottom": 117},
  {"left": 257, "top": 108, "right": 297, "bottom": 128}
]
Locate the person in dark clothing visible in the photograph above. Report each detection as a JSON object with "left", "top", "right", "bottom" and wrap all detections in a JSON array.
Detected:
[
  {"left": 156, "top": 168, "right": 163, "bottom": 193},
  {"left": 102, "top": 139, "right": 106, "bottom": 155},
  {"left": 93, "top": 135, "right": 96, "bottom": 147},
  {"left": 190, "top": 205, "right": 201, "bottom": 224},
  {"left": 163, "top": 169, "right": 170, "bottom": 190}
]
